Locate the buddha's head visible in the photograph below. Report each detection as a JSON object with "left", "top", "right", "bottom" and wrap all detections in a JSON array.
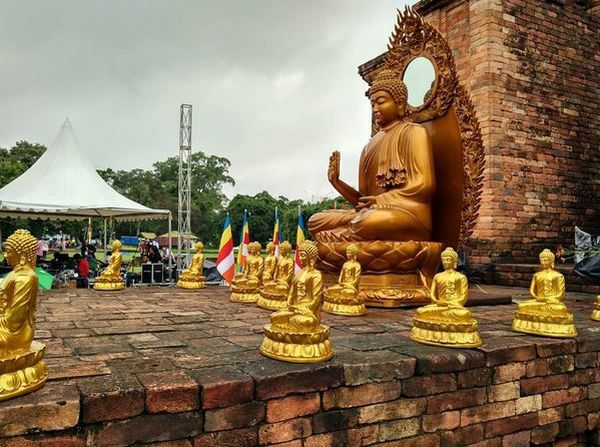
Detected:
[
  {"left": 441, "top": 247, "right": 458, "bottom": 270},
  {"left": 539, "top": 249, "right": 555, "bottom": 269},
  {"left": 112, "top": 240, "right": 123, "bottom": 252},
  {"left": 280, "top": 241, "right": 292, "bottom": 257},
  {"left": 195, "top": 241, "right": 204, "bottom": 253},
  {"left": 251, "top": 241, "right": 262, "bottom": 256},
  {"left": 369, "top": 69, "right": 408, "bottom": 127},
  {"left": 266, "top": 242, "right": 275, "bottom": 255},
  {"left": 5, "top": 229, "right": 38, "bottom": 268},
  {"left": 299, "top": 240, "right": 318, "bottom": 268},
  {"left": 346, "top": 243, "right": 359, "bottom": 261}
]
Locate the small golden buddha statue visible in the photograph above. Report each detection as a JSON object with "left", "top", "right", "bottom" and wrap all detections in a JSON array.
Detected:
[
  {"left": 94, "top": 240, "right": 125, "bottom": 291},
  {"left": 322, "top": 243, "right": 365, "bottom": 316},
  {"left": 591, "top": 296, "right": 600, "bottom": 321},
  {"left": 262, "top": 242, "right": 278, "bottom": 283},
  {"left": 257, "top": 241, "right": 294, "bottom": 310},
  {"left": 260, "top": 240, "right": 333, "bottom": 363},
  {"left": 177, "top": 241, "right": 206, "bottom": 289},
  {"left": 410, "top": 247, "right": 481, "bottom": 348},
  {"left": 230, "top": 241, "right": 264, "bottom": 303},
  {"left": 0, "top": 229, "right": 48, "bottom": 401},
  {"left": 512, "top": 249, "right": 576, "bottom": 338}
]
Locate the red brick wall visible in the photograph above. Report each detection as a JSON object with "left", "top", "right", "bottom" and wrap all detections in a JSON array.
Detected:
[{"left": 359, "top": 0, "right": 600, "bottom": 267}]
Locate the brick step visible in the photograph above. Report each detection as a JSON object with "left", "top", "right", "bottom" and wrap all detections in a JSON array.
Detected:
[{"left": 494, "top": 263, "right": 600, "bottom": 294}]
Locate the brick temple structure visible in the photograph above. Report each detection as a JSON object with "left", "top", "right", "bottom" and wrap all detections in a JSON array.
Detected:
[{"left": 359, "top": 0, "right": 600, "bottom": 269}]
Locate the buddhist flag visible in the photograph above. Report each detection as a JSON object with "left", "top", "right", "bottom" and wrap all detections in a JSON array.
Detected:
[
  {"left": 216, "top": 214, "right": 235, "bottom": 284},
  {"left": 236, "top": 209, "right": 250, "bottom": 270},
  {"left": 272, "top": 207, "right": 282, "bottom": 257},
  {"left": 294, "top": 208, "right": 307, "bottom": 273},
  {"left": 87, "top": 218, "right": 93, "bottom": 244}
]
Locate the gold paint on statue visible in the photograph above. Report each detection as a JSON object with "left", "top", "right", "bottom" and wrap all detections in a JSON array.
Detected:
[
  {"left": 94, "top": 240, "right": 125, "bottom": 291},
  {"left": 177, "top": 242, "right": 206, "bottom": 289},
  {"left": 591, "top": 296, "right": 600, "bottom": 321},
  {"left": 0, "top": 229, "right": 48, "bottom": 401},
  {"left": 230, "top": 241, "right": 263, "bottom": 303},
  {"left": 260, "top": 241, "right": 333, "bottom": 363},
  {"left": 257, "top": 241, "right": 294, "bottom": 310},
  {"left": 410, "top": 247, "right": 481, "bottom": 347},
  {"left": 262, "top": 242, "right": 277, "bottom": 283},
  {"left": 323, "top": 243, "right": 365, "bottom": 316},
  {"left": 512, "top": 249, "right": 576, "bottom": 338}
]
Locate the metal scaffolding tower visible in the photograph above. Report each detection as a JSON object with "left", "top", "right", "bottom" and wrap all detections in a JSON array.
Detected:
[{"left": 177, "top": 104, "right": 192, "bottom": 271}]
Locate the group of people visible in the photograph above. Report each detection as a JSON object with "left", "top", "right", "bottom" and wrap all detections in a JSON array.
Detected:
[{"left": 138, "top": 239, "right": 173, "bottom": 265}]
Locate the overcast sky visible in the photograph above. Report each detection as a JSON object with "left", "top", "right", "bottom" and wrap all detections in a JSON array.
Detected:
[{"left": 0, "top": 0, "right": 416, "bottom": 202}]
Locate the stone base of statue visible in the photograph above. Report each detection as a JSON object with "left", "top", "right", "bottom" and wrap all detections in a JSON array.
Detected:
[
  {"left": 317, "top": 240, "right": 442, "bottom": 307},
  {"left": 257, "top": 288, "right": 287, "bottom": 311},
  {"left": 93, "top": 277, "right": 125, "bottom": 291},
  {"left": 512, "top": 310, "right": 577, "bottom": 338},
  {"left": 0, "top": 341, "right": 48, "bottom": 401},
  {"left": 260, "top": 324, "right": 333, "bottom": 363},
  {"left": 591, "top": 299, "right": 600, "bottom": 321},
  {"left": 322, "top": 289, "right": 366, "bottom": 316},
  {"left": 177, "top": 276, "right": 206, "bottom": 289},
  {"left": 410, "top": 318, "right": 482, "bottom": 348},
  {"left": 230, "top": 290, "right": 260, "bottom": 303}
]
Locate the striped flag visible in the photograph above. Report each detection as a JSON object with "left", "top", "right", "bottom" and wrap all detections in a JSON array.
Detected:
[
  {"left": 236, "top": 209, "right": 250, "bottom": 271},
  {"left": 216, "top": 214, "right": 235, "bottom": 284},
  {"left": 294, "top": 208, "right": 307, "bottom": 272},
  {"left": 272, "top": 207, "right": 282, "bottom": 257}
]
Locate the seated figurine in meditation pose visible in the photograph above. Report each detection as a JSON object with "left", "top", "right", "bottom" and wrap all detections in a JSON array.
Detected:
[
  {"left": 512, "top": 249, "right": 576, "bottom": 337},
  {"left": 0, "top": 229, "right": 47, "bottom": 400},
  {"left": 230, "top": 241, "right": 264, "bottom": 303},
  {"left": 177, "top": 241, "right": 206, "bottom": 289},
  {"left": 410, "top": 247, "right": 481, "bottom": 347},
  {"left": 94, "top": 240, "right": 125, "bottom": 290},
  {"left": 260, "top": 240, "right": 333, "bottom": 363},
  {"left": 323, "top": 243, "right": 365, "bottom": 316},
  {"left": 262, "top": 242, "right": 277, "bottom": 283},
  {"left": 258, "top": 241, "right": 294, "bottom": 310}
]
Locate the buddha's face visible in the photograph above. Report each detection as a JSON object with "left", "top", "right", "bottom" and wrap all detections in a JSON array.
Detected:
[
  {"left": 4, "top": 246, "right": 19, "bottom": 267},
  {"left": 540, "top": 255, "right": 553, "bottom": 268},
  {"left": 441, "top": 255, "right": 456, "bottom": 270},
  {"left": 346, "top": 249, "right": 357, "bottom": 260},
  {"left": 371, "top": 90, "right": 399, "bottom": 127},
  {"left": 299, "top": 250, "right": 309, "bottom": 266}
]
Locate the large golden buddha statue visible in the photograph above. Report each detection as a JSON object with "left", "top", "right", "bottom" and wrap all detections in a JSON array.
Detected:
[
  {"left": 0, "top": 229, "right": 48, "bottom": 401},
  {"left": 512, "top": 249, "right": 577, "bottom": 338},
  {"left": 257, "top": 241, "right": 294, "bottom": 310},
  {"left": 410, "top": 247, "right": 481, "bottom": 347},
  {"left": 230, "top": 241, "right": 263, "bottom": 303},
  {"left": 262, "top": 242, "right": 277, "bottom": 283},
  {"left": 309, "top": 7, "right": 484, "bottom": 307},
  {"left": 177, "top": 241, "right": 206, "bottom": 289},
  {"left": 260, "top": 240, "right": 333, "bottom": 363},
  {"left": 322, "top": 243, "right": 365, "bottom": 316},
  {"left": 94, "top": 240, "right": 125, "bottom": 291}
]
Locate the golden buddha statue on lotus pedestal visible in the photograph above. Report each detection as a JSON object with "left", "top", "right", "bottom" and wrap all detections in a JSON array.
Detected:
[
  {"left": 322, "top": 243, "right": 365, "bottom": 316},
  {"left": 257, "top": 241, "right": 294, "bottom": 310},
  {"left": 177, "top": 241, "right": 206, "bottom": 289},
  {"left": 262, "top": 242, "right": 277, "bottom": 283},
  {"left": 94, "top": 240, "right": 125, "bottom": 291},
  {"left": 308, "top": 8, "right": 485, "bottom": 307},
  {"left": 0, "top": 229, "right": 48, "bottom": 401},
  {"left": 410, "top": 247, "right": 481, "bottom": 348},
  {"left": 512, "top": 249, "right": 577, "bottom": 338},
  {"left": 230, "top": 241, "right": 264, "bottom": 303},
  {"left": 591, "top": 296, "right": 600, "bottom": 321},
  {"left": 260, "top": 240, "right": 333, "bottom": 363}
]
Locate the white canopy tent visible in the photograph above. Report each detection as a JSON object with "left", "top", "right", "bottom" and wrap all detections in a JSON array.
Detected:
[{"left": 0, "top": 118, "right": 173, "bottom": 280}]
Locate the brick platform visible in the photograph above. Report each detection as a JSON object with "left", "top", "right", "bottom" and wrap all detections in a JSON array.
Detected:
[{"left": 2, "top": 286, "right": 600, "bottom": 446}]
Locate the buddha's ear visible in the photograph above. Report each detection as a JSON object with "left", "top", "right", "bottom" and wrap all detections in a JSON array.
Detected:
[{"left": 397, "top": 104, "right": 407, "bottom": 119}]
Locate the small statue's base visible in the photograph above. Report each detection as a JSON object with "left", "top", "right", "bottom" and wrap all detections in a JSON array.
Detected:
[
  {"left": 256, "top": 291, "right": 287, "bottom": 310},
  {"left": 177, "top": 278, "right": 206, "bottom": 289},
  {"left": 260, "top": 324, "right": 334, "bottom": 363},
  {"left": 322, "top": 291, "right": 366, "bottom": 316},
  {"left": 591, "top": 301, "right": 600, "bottom": 321},
  {"left": 0, "top": 341, "right": 48, "bottom": 401},
  {"left": 410, "top": 318, "right": 481, "bottom": 348},
  {"left": 512, "top": 311, "right": 577, "bottom": 338},
  {"left": 359, "top": 275, "right": 430, "bottom": 308},
  {"left": 93, "top": 279, "right": 125, "bottom": 291},
  {"left": 230, "top": 291, "right": 260, "bottom": 303}
]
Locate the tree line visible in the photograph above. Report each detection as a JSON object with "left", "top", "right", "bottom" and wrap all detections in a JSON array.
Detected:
[{"left": 0, "top": 141, "right": 348, "bottom": 247}]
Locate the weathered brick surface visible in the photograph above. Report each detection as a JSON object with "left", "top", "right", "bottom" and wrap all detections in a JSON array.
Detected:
[
  {"left": 137, "top": 370, "right": 199, "bottom": 414},
  {"left": 265, "top": 393, "right": 321, "bottom": 423},
  {"left": 322, "top": 381, "right": 402, "bottom": 410},
  {"left": 204, "top": 401, "right": 265, "bottom": 432},
  {"left": 190, "top": 366, "right": 253, "bottom": 410}
]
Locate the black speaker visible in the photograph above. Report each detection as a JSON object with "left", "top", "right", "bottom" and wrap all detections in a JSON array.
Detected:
[{"left": 142, "top": 264, "right": 153, "bottom": 283}]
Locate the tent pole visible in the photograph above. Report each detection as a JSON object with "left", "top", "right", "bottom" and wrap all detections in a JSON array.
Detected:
[
  {"left": 168, "top": 212, "right": 173, "bottom": 283},
  {"left": 103, "top": 218, "right": 107, "bottom": 258}
]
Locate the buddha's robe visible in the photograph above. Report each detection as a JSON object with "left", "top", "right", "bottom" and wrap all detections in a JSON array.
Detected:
[
  {"left": 309, "top": 121, "right": 435, "bottom": 242},
  {"left": 101, "top": 252, "right": 122, "bottom": 278},
  {"left": 0, "top": 266, "right": 38, "bottom": 355},
  {"left": 232, "top": 255, "right": 263, "bottom": 288},
  {"left": 519, "top": 270, "right": 567, "bottom": 315},
  {"left": 180, "top": 253, "right": 204, "bottom": 279},
  {"left": 262, "top": 254, "right": 277, "bottom": 282},
  {"left": 327, "top": 260, "right": 361, "bottom": 299},
  {"left": 416, "top": 269, "right": 470, "bottom": 321},
  {"left": 263, "top": 258, "right": 294, "bottom": 294}
]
